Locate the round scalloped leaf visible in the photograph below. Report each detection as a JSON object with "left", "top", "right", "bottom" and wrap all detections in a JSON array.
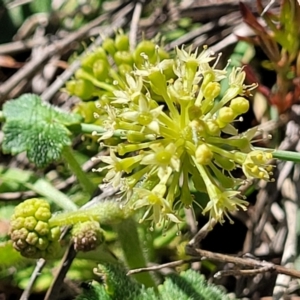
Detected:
[{"left": 2, "top": 94, "right": 82, "bottom": 167}]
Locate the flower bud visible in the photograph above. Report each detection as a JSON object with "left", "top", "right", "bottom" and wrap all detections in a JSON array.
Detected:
[
  {"left": 81, "top": 48, "right": 107, "bottom": 70},
  {"left": 230, "top": 97, "right": 249, "bottom": 114},
  {"left": 115, "top": 34, "right": 130, "bottom": 51},
  {"left": 118, "top": 64, "right": 133, "bottom": 77},
  {"left": 114, "top": 51, "right": 133, "bottom": 66},
  {"left": 216, "top": 107, "right": 235, "bottom": 127},
  {"left": 126, "top": 131, "right": 149, "bottom": 143},
  {"left": 148, "top": 69, "right": 167, "bottom": 95},
  {"left": 214, "top": 153, "right": 235, "bottom": 171},
  {"left": 73, "top": 79, "right": 95, "bottom": 101},
  {"left": 195, "top": 144, "right": 213, "bottom": 165},
  {"left": 206, "top": 120, "right": 221, "bottom": 136},
  {"left": 202, "top": 82, "right": 221, "bottom": 99},
  {"left": 103, "top": 38, "right": 117, "bottom": 56},
  {"left": 65, "top": 80, "right": 76, "bottom": 94},
  {"left": 93, "top": 59, "right": 109, "bottom": 81},
  {"left": 72, "top": 221, "right": 103, "bottom": 252},
  {"left": 134, "top": 40, "right": 156, "bottom": 66}
]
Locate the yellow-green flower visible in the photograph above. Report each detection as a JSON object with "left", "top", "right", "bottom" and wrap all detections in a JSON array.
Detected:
[
  {"left": 242, "top": 150, "right": 273, "bottom": 180},
  {"left": 94, "top": 150, "right": 143, "bottom": 188},
  {"left": 120, "top": 95, "right": 163, "bottom": 133},
  {"left": 141, "top": 143, "right": 180, "bottom": 183},
  {"left": 112, "top": 74, "right": 143, "bottom": 104},
  {"left": 203, "top": 186, "right": 248, "bottom": 224},
  {"left": 132, "top": 184, "right": 181, "bottom": 226},
  {"left": 72, "top": 34, "right": 274, "bottom": 227}
]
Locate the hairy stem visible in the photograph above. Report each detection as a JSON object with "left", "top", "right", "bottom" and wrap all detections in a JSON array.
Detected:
[
  {"left": 49, "top": 200, "right": 133, "bottom": 227},
  {"left": 115, "top": 218, "right": 157, "bottom": 288},
  {"left": 62, "top": 146, "right": 96, "bottom": 196}
]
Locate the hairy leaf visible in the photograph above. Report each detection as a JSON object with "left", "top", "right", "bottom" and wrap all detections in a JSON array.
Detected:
[{"left": 2, "top": 94, "right": 82, "bottom": 167}]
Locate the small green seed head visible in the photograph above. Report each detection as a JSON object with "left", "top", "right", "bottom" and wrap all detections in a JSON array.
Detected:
[{"left": 9, "top": 198, "right": 61, "bottom": 259}]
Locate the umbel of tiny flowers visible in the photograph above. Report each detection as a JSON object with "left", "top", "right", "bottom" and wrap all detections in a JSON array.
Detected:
[{"left": 76, "top": 35, "right": 273, "bottom": 228}]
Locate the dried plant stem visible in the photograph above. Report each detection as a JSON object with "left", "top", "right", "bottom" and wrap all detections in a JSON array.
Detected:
[
  {"left": 127, "top": 258, "right": 200, "bottom": 275},
  {"left": 188, "top": 218, "right": 217, "bottom": 246},
  {"left": 185, "top": 246, "right": 300, "bottom": 279},
  {"left": 129, "top": 0, "right": 144, "bottom": 50},
  {"left": 20, "top": 259, "right": 46, "bottom": 300}
]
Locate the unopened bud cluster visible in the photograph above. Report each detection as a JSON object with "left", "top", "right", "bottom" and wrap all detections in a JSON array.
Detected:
[
  {"left": 72, "top": 220, "right": 103, "bottom": 252},
  {"left": 67, "top": 33, "right": 273, "bottom": 227},
  {"left": 9, "top": 199, "right": 61, "bottom": 258},
  {"left": 9, "top": 198, "right": 105, "bottom": 258}
]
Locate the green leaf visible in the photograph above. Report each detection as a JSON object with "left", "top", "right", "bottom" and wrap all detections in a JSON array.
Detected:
[
  {"left": 2, "top": 94, "right": 82, "bottom": 167},
  {"left": 159, "top": 269, "right": 232, "bottom": 300},
  {"left": 0, "top": 242, "right": 27, "bottom": 271},
  {"left": 30, "top": 0, "right": 52, "bottom": 13}
]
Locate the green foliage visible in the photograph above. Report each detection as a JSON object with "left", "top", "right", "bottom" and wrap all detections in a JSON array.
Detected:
[
  {"left": 76, "top": 263, "right": 155, "bottom": 300},
  {"left": 159, "top": 269, "right": 231, "bottom": 300},
  {"left": 0, "top": 242, "right": 27, "bottom": 270},
  {"left": 76, "top": 263, "right": 232, "bottom": 300},
  {"left": 2, "top": 94, "right": 82, "bottom": 167}
]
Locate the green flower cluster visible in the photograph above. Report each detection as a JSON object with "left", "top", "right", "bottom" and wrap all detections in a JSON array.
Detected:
[
  {"left": 67, "top": 33, "right": 273, "bottom": 227},
  {"left": 71, "top": 220, "right": 103, "bottom": 252},
  {"left": 9, "top": 198, "right": 61, "bottom": 258}
]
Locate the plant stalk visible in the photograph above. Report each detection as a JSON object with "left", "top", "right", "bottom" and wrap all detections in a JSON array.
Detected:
[{"left": 61, "top": 146, "right": 96, "bottom": 196}]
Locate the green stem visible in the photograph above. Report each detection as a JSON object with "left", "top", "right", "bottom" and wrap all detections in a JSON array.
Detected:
[
  {"left": 79, "top": 123, "right": 125, "bottom": 136},
  {"left": 114, "top": 218, "right": 157, "bottom": 288},
  {"left": 49, "top": 202, "right": 156, "bottom": 287},
  {"left": 61, "top": 146, "right": 96, "bottom": 196},
  {"left": 49, "top": 200, "right": 133, "bottom": 227},
  {"left": 76, "top": 69, "right": 116, "bottom": 92},
  {"left": 79, "top": 123, "right": 157, "bottom": 140},
  {"left": 0, "top": 111, "right": 4, "bottom": 122},
  {"left": 154, "top": 222, "right": 185, "bottom": 249},
  {"left": 255, "top": 147, "right": 300, "bottom": 163}
]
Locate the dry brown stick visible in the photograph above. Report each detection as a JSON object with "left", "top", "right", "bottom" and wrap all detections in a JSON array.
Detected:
[
  {"left": 20, "top": 258, "right": 46, "bottom": 300},
  {"left": 188, "top": 218, "right": 217, "bottom": 246},
  {"left": 185, "top": 246, "right": 300, "bottom": 279},
  {"left": 41, "top": 26, "right": 108, "bottom": 102},
  {"left": 129, "top": 0, "right": 144, "bottom": 51},
  {"left": 273, "top": 180, "right": 298, "bottom": 299},
  {"left": 166, "top": 21, "right": 215, "bottom": 51},
  {"left": 0, "top": 37, "right": 48, "bottom": 55},
  {"left": 43, "top": 243, "right": 77, "bottom": 300},
  {"left": 127, "top": 258, "right": 200, "bottom": 275},
  {"left": 0, "top": 191, "right": 36, "bottom": 201},
  {"left": 215, "top": 266, "right": 272, "bottom": 278}
]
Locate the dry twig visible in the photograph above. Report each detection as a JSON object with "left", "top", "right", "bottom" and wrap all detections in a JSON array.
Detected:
[
  {"left": 185, "top": 247, "right": 300, "bottom": 279},
  {"left": 19, "top": 259, "right": 46, "bottom": 300},
  {"left": 129, "top": 0, "right": 145, "bottom": 50}
]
